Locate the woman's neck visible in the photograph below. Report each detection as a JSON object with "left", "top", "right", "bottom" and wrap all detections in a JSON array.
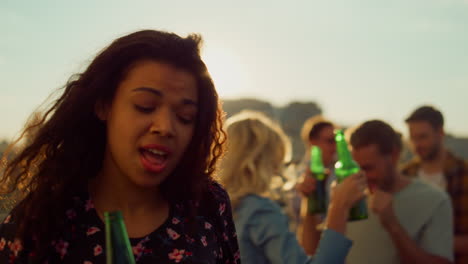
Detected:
[
  {"left": 90, "top": 173, "right": 163, "bottom": 215},
  {"left": 89, "top": 169, "right": 170, "bottom": 238}
]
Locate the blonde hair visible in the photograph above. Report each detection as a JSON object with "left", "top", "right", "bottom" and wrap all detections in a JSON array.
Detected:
[{"left": 219, "top": 110, "right": 291, "bottom": 209}]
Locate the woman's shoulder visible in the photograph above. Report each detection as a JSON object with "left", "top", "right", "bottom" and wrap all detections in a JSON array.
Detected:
[
  {"left": 206, "top": 180, "right": 230, "bottom": 202},
  {"left": 235, "top": 194, "right": 283, "bottom": 224},
  {"left": 196, "top": 180, "right": 232, "bottom": 217},
  {"left": 0, "top": 212, "right": 26, "bottom": 261},
  {"left": 201, "top": 181, "right": 280, "bottom": 215},
  {"left": 239, "top": 194, "right": 281, "bottom": 211},
  {"left": 0, "top": 200, "right": 24, "bottom": 241},
  {"left": 0, "top": 214, "right": 15, "bottom": 238}
]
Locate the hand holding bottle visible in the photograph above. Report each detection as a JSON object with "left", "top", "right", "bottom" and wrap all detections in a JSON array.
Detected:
[
  {"left": 296, "top": 170, "right": 316, "bottom": 196},
  {"left": 329, "top": 172, "right": 367, "bottom": 211},
  {"left": 334, "top": 129, "right": 368, "bottom": 220},
  {"left": 296, "top": 168, "right": 331, "bottom": 197},
  {"left": 325, "top": 173, "right": 367, "bottom": 234}
]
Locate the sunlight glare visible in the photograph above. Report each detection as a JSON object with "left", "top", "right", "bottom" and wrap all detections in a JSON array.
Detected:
[{"left": 202, "top": 46, "right": 250, "bottom": 98}]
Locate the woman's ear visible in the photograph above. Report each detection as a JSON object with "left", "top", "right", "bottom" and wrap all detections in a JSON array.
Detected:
[{"left": 95, "top": 101, "right": 109, "bottom": 121}]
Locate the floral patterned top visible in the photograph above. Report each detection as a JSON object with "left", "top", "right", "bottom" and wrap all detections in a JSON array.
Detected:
[{"left": 0, "top": 182, "right": 241, "bottom": 263}]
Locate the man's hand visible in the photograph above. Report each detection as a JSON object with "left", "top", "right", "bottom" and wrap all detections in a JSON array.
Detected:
[
  {"left": 369, "top": 189, "right": 453, "bottom": 264},
  {"left": 296, "top": 170, "right": 317, "bottom": 197},
  {"left": 324, "top": 173, "right": 367, "bottom": 234},
  {"left": 296, "top": 168, "right": 332, "bottom": 197},
  {"left": 369, "top": 189, "right": 398, "bottom": 228}
]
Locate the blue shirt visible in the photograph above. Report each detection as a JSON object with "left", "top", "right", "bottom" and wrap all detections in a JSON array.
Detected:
[{"left": 235, "top": 194, "right": 352, "bottom": 264}]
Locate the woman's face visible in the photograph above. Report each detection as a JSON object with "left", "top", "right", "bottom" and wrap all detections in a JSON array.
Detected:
[{"left": 98, "top": 60, "right": 198, "bottom": 188}]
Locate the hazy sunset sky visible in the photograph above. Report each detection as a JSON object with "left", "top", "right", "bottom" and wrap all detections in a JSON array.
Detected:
[{"left": 2, "top": 0, "right": 468, "bottom": 140}]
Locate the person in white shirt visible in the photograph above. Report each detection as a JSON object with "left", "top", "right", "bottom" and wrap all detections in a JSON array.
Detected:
[{"left": 345, "top": 120, "right": 453, "bottom": 264}]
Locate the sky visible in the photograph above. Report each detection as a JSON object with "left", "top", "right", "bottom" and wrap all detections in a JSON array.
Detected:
[{"left": 1, "top": 0, "right": 468, "bottom": 140}]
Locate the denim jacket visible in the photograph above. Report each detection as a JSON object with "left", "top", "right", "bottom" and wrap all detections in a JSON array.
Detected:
[{"left": 234, "top": 194, "right": 352, "bottom": 264}]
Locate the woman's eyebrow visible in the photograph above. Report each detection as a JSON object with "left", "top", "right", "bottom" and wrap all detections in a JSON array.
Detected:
[{"left": 132, "top": 87, "right": 162, "bottom": 97}]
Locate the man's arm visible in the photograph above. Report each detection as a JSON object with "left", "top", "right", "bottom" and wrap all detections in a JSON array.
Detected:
[
  {"left": 372, "top": 190, "right": 453, "bottom": 264},
  {"left": 384, "top": 220, "right": 451, "bottom": 264}
]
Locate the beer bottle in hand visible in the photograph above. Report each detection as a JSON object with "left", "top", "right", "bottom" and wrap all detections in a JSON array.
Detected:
[
  {"left": 334, "top": 129, "right": 368, "bottom": 221},
  {"left": 105, "top": 211, "right": 136, "bottom": 264},
  {"left": 308, "top": 145, "right": 327, "bottom": 214}
]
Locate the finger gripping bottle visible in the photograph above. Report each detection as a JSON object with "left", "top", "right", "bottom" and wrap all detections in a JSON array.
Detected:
[{"left": 334, "top": 129, "right": 368, "bottom": 221}]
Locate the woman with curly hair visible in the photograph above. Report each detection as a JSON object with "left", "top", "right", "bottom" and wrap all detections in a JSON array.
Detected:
[
  {"left": 0, "top": 29, "right": 239, "bottom": 263},
  {"left": 219, "top": 110, "right": 367, "bottom": 264}
]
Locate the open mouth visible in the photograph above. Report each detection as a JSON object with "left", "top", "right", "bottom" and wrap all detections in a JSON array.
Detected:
[
  {"left": 142, "top": 148, "right": 168, "bottom": 163},
  {"left": 140, "top": 148, "right": 170, "bottom": 173}
]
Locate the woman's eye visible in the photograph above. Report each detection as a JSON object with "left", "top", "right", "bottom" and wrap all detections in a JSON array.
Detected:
[
  {"left": 134, "top": 105, "right": 154, "bottom": 113},
  {"left": 178, "top": 116, "right": 194, "bottom": 125}
]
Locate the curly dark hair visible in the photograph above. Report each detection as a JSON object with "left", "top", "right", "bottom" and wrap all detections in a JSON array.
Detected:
[{"left": 0, "top": 29, "right": 226, "bottom": 258}]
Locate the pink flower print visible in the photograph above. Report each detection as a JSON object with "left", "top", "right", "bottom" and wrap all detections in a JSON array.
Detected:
[
  {"left": 166, "top": 228, "right": 180, "bottom": 240},
  {"left": 54, "top": 240, "right": 68, "bottom": 259},
  {"left": 168, "top": 249, "right": 185, "bottom": 263},
  {"left": 94, "top": 244, "right": 103, "bottom": 256},
  {"left": 219, "top": 247, "right": 223, "bottom": 259},
  {"left": 0, "top": 238, "right": 6, "bottom": 251},
  {"left": 132, "top": 237, "right": 150, "bottom": 260},
  {"left": 205, "top": 222, "right": 212, "bottom": 230},
  {"left": 172, "top": 217, "right": 181, "bottom": 225},
  {"left": 224, "top": 220, "right": 228, "bottom": 226},
  {"left": 3, "top": 215, "right": 11, "bottom": 224},
  {"left": 8, "top": 239, "right": 22, "bottom": 256},
  {"left": 86, "top": 227, "right": 100, "bottom": 236},
  {"left": 85, "top": 199, "right": 94, "bottom": 211},
  {"left": 132, "top": 243, "right": 144, "bottom": 260},
  {"left": 219, "top": 203, "right": 226, "bottom": 215},
  {"left": 200, "top": 236, "right": 207, "bottom": 247},
  {"left": 223, "top": 233, "right": 229, "bottom": 241},
  {"left": 185, "top": 235, "right": 195, "bottom": 244},
  {"left": 84, "top": 261, "right": 93, "bottom": 264},
  {"left": 234, "top": 250, "right": 240, "bottom": 261},
  {"left": 66, "top": 209, "right": 77, "bottom": 219}
]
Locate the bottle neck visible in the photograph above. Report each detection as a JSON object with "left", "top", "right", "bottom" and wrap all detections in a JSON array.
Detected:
[
  {"left": 336, "top": 139, "right": 354, "bottom": 165},
  {"left": 334, "top": 131, "right": 359, "bottom": 178}
]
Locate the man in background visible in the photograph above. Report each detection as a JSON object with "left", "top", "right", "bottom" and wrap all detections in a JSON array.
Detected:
[
  {"left": 346, "top": 120, "right": 453, "bottom": 264},
  {"left": 296, "top": 115, "right": 337, "bottom": 253},
  {"left": 402, "top": 105, "right": 468, "bottom": 263}
]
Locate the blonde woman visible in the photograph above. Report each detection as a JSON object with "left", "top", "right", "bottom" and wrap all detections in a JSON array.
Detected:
[{"left": 219, "top": 110, "right": 366, "bottom": 264}]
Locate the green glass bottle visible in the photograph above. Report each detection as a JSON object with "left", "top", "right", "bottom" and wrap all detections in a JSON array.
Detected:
[
  {"left": 105, "top": 211, "right": 136, "bottom": 264},
  {"left": 307, "top": 145, "right": 327, "bottom": 214},
  {"left": 334, "top": 129, "right": 368, "bottom": 221}
]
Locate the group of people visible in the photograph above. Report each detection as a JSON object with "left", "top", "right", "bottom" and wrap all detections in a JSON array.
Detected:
[
  {"left": 293, "top": 109, "right": 467, "bottom": 264},
  {"left": 0, "top": 29, "right": 466, "bottom": 264}
]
